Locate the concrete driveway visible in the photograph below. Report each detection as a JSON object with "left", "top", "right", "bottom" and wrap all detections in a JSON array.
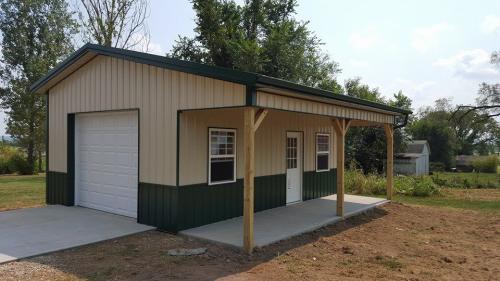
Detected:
[{"left": 0, "top": 205, "right": 154, "bottom": 264}]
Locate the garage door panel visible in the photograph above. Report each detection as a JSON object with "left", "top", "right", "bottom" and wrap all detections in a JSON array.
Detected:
[
  {"left": 80, "top": 166, "right": 137, "bottom": 181},
  {"left": 79, "top": 183, "right": 137, "bottom": 199},
  {"left": 80, "top": 171, "right": 135, "bottom": 187},
  {"left": 81, "top": 152, "right": 137, "bottom": 167},
  {"left": 75, "top": 111, "right": 138, "bottom": 218}
]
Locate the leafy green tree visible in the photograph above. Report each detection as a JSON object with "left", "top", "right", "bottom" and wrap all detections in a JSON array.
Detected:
[
  {"left": 408, "top": 99, "right": 457, "bottom": 169},
  {"left": 171, "top": 0, "right": 341, "bottom": 92},
  {"left": 450, "top": 107, "right": 499, "bottom": 155},
  {"left": 344, "top": 78, "right": 412, "bottom": 173},
  {"left": 0, "top": 0, "right": 77, "bottom": 174}
]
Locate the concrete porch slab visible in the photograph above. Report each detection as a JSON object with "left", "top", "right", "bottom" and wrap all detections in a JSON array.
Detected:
[
  {"left": 180, "top": 194, "right": 388, "bottom": 248},
  {"left": 0, "top": 205, "right": 154, "bottom": 264}
]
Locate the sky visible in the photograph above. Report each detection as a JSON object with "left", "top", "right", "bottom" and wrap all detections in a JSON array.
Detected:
[{"left": 2, "top": 0, "right": 500, "bottom": 135}]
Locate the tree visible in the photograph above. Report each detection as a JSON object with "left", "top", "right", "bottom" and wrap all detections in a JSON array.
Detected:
[
  {"left": 78, "top": 0, "right": 150, "bottom": 50},
  {"left": 408, "top": 99, "right": 457, "bottom": 169},
  {"left": 0, "top": 0, "right": 77, "bottom": 174},
  {"left": 452, "top": 51, "right": 500, "bottom": 122},
  {"left": 171, "top": 0, "right": 342, "bottom": 92},
  {"left": 450, "top": 107, "right": 499, "bottom": 155},
  {"left": 344, "top": 78, "right": 412, "bottom": 173}
]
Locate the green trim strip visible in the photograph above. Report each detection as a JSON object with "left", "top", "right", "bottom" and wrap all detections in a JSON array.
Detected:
[
  {"left": 66, "top": 114, "right": 75, "bottom": 206},
  {"left": 32, "top": 44, "right": 411, "bottom": 116},
  {"left": 246, "top": 84, "right": 257, "bottom": 106},
  {"left": 45, "top": 94, "right": 49, "bottom": 203}
]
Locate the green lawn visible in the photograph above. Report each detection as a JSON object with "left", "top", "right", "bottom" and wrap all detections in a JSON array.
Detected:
[
  {"left": 0, "top": 174, "right": 45, "bottom": 211},
  {"left": 390, "top": 192, "right": 500, "bottom": 214},
  {"left": 431, "top": 172, "right": 500, "bottom": 188}
]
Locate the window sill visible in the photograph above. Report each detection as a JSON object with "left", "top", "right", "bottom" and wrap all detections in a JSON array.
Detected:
[
  {"left": 208, "top": 179, "right": 237, "bottom": 186},
  {"left": 315, "top": 169, "right": 330, "bottom": 173}
]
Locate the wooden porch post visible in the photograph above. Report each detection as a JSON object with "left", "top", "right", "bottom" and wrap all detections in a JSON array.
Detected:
[
  {"left": 243, "top": 107, "right": 255, "bottom": 253},
  {"left": 332, "top": 118, "right": 350, "bottom": 217},
  {"left": 242, "top": 107, "right": 269, "bottom": 253},
  {"left": 384, "top": 124, "right": 394, "bottom": 200}
]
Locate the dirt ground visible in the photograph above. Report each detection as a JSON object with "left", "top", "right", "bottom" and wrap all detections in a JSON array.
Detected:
[{"left": 1, "top": 202, "right": 499, "bottom": 281}]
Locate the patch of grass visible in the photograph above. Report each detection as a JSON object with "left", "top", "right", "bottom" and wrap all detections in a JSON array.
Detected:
[
  {"left": 390, "top": 193, "right": 500, "bottom": 214},
  {"left": 88, "top": 266, "right": 116, "bottom": 281},
  {"left": 372, "top": 255, "right": 403, "bottom": 270},
  {"left": 431, "top": 172, "right": 500, "bottom": 189},
  {"left": 0, "top": 174, "right": 45, "bottom": 211}
]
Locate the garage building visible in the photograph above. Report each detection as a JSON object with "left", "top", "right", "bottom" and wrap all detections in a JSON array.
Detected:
[{"left": 32, "top": 44, "right": 410, "bottom": 252}]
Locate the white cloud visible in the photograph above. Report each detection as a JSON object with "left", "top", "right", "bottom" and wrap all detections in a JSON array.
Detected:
[
  {"left": 411, "top": 23, "right": 452, "bottom": 53},
  {"left": 481, "top": 15, "right": 500, "bottom": 34},
  {"left": 433, "top": 49, "right": 498, "bottom": 80},
  {"left": 348, "top": 27, "right": 381, "bottom": 49}
]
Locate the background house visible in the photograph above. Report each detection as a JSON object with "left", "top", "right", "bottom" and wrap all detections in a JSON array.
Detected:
[{"left": 394, "top": 140, "right": 430, "bottom": 176}]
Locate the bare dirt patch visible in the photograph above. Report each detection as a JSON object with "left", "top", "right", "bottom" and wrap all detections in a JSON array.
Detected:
[{"left": 1, "top": 203, "right": 499, "bottom": 281}]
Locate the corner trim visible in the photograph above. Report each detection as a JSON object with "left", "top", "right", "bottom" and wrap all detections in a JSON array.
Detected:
[
  {"left": 67, "top": 114, "right": 75, "bottom": 206},
  {"left": 246, "top": 85, "right": 256, "bottom": 106}
]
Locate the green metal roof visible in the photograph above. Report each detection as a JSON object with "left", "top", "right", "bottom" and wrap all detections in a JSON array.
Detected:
[{"left": 31, "top": 43, "right": 412, "bottom": 115}]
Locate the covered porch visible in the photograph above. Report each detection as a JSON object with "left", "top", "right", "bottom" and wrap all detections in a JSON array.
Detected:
[
  {"left": 177, "top": 83, "right": 408, "bottom": 253},
  {"left": 180, "top": 194, "right": 388, "bottom": 248}
]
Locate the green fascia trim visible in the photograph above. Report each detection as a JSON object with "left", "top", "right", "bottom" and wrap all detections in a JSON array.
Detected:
[
  {"left": 303, "top": 168, "right": 337, "bottom": 201},
  {"left": 47, "top": 171, "right": 73, "bottom": 206},
  {"left": 256, "top": 76, "right": 412, "bottom": 115},
  {"left": 32, "top": 44, "right": 411, "bottom": 116},
  {"left": 31, "top": 43, "right": 257, "bottom": 93}
]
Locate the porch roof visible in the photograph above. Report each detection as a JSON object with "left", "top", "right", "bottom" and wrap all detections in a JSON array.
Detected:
[{"left": 32, "top": 44, "right": 411, "bottom": 116}]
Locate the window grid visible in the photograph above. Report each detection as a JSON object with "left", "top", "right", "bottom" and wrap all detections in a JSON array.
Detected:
[
  {"left": 286, "top": 137, "right": 297, "bottom": 169},
  {"left": 209, "top": 128, "right": 236, "bottom": 185},
  {"left": 316, "top": 133, "right": 330, "bottom": 172}
]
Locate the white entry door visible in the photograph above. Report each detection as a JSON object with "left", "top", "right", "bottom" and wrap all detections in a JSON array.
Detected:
[
  {"left": 286, "top": 132, "right": 302, "bottom": 204},
  {"left": 75, "top": 111, "right": 139, "bottom": 218}
]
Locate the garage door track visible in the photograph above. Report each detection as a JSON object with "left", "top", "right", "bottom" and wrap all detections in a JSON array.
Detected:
[{"left": 0, "top": 205, "right": 154, "bottom": 264}]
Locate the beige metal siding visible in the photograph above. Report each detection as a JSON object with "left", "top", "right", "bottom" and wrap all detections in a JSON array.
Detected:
[
  {"left": 256, "top": 91, "right": 395, "bottom": 124},
  {"left": 179, "top": 108, "right": 337, "bottom": 186},
  {"left": 48, "top": 55, "right": 246, "bottom": 186}
]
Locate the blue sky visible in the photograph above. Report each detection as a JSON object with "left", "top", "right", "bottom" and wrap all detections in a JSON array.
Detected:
[{"left": 2, "top": 0, "right": 500, "bottom": 135}]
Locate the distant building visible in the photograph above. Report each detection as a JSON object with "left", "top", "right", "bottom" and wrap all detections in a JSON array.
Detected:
[{"left": 394, "top": 140, "right": 430, "bottom": 176}]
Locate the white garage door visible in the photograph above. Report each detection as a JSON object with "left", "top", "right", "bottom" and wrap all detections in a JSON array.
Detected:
[{"left": 75, "top": 111, "right": 139, "bottom": 218}]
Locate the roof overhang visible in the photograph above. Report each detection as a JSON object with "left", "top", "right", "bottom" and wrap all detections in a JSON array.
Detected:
[{"left": 32, "top": 43, "right": 412, "bottom": 119}]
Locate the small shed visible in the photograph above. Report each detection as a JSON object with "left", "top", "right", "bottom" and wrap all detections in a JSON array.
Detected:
[{"left": 394, "top": 140, "right": 430, "bottom": 176}]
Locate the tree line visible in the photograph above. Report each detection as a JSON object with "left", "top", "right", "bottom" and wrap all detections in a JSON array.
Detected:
[{"left": 0, "top": 0, "right": 498, "bottom": 174}]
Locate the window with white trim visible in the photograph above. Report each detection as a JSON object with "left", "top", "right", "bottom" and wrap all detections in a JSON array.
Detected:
[
  {"left": 316, "top": 133, "right": 330, "bottom": 172},
  {"left": 209, "top": 128, "right": 236, "bottom": 185}
]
